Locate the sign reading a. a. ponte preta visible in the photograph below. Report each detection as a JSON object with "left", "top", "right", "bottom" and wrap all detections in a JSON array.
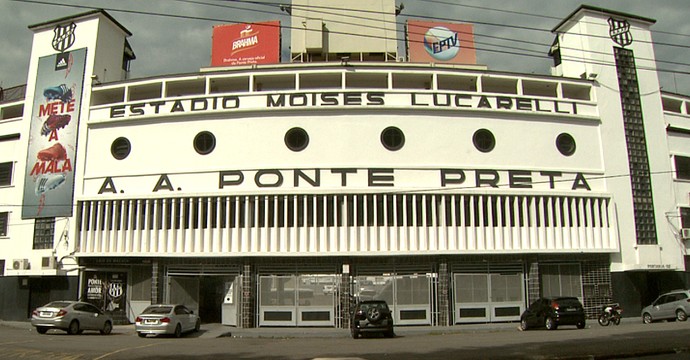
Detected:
[
  {"left": 91, "top": 168, "right": 595, "bottom": 196},
  {"left": 211, "top": 21, "right": 281, "bottom": 67},
  {"left": 22, "top": 48, "right": 86, "bottom": 219}
]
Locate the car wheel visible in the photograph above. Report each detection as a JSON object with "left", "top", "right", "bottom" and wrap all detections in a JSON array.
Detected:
[
  {"left": 576, "top": 321, "right": 585, "bottom": 329},
  {"left": 36, "top": 327, "right": 48, "bottom": 334},
  {"left": 545, "top": 317, "right": 557, "bottom": 330},
  {"left": 174, "top": 324, "right": 182, "bottom": 338},
  {"left": 194, "top": 319, "right": 201, "bottom": 332},
  {"left": 67, "top": 320, "right": 80, "bottom": 335},
  {"left": 138, "top": 332, "right": 147, "bottom": 338},
  {"left": 100, "top": 321, "right": 112, "bottom": 335},
  {"left": 519, "top": 319, "right": 528, "bottom": 331},
  {"left": 350, "top": 328, "right": 359, "bottom": 339},
  {"left": 676, "top": 309, "right": 687, "bottom": 322},
  {"left": 643, "top": 313, "right": 653, "bottom": 324}
]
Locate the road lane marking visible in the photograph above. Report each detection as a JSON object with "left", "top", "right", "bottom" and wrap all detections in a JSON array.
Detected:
[
  {"left": 93, "top": 342, "right": 161, "bottom": 360},
  {"left": 0, "top": 340, "right": 36, "bottom": 346}
]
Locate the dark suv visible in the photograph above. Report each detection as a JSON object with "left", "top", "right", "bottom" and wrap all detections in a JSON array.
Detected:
[
  {"left": 520, "top": 297, "right": 586, "bottom": 330},
  {"left": 350, "top": 300, "right": 395, "bottom": 339}
]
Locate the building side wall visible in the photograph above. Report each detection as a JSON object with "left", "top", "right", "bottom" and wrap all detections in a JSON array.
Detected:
[
  {"left": 556, "top": 11, "right": 680, "bottom": 272},
  {"left": 290, "top": 0, "right": 398, "bottom": 55}
]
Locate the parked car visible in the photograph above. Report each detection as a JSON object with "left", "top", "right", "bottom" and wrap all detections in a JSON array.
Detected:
[
  {"left": 519, "top": 297, "right": 586, "bottom": 330},
  {"left": 350, "top": 300, "right": 394, "bottom": 339},
  {"left": 135, "top": 304, "right": 201, "bottom": 338},
  {"left": 31, "top": 300, "right": 113, "bottom": 335},
  {"left": 641, "top": 289, "right": 690, "bottom": 323}
]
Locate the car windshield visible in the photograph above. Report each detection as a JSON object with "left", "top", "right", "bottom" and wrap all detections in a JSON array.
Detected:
[
  {"left": 45, "top": 301, "right": 72, "bottom": 308},
  {"left": 142, "top": 306, "right": 173, "bottom": 314}
]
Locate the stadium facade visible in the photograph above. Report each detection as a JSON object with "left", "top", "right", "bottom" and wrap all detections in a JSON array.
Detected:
[{"left": 1, "top": 1, "right": 688, "bottom": 328}]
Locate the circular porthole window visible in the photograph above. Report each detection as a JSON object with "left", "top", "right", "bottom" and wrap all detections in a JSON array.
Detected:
[
  {"left": 285, "top": 127, "right": 309, "bottom": 152},
  {"left": 556, "top": 133, "right": 576, "bottom": 156},
  {"left": 111, "top": 137, "right": 131, "bottom": 160},
  {"left": 380, "top": 126, "right": 405, "bottom": 151},
  {"left": 472, "top": 129, "right": 495, "bottom": 153},
  {"left": 194, "top": 131, "right": 216, "bottom": 155}
]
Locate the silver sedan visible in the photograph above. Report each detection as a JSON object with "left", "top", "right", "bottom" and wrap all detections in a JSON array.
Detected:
[
  {"left": 31, "top": 301, "right": 113, "bottom": 335},
  {"left": 135, "top": 304, "right": 201, "bottom": 338}
]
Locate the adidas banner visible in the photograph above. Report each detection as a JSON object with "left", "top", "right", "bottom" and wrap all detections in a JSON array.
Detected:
[{"left": 22, "top": 48, "right": 86, "bottom": 219}]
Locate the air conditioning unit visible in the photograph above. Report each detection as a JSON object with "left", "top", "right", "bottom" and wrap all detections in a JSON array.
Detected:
[
  {"left": 681, "top": 228, "right": 690, "bottom": 239},
  {"left": 41, "top": 256, "right": 56, "bottom": 270},
  {"left": 12, "top": 259, "right": 30, "bottom": 270}
]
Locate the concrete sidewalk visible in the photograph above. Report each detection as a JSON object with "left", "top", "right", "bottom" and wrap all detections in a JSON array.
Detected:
[
  {"left": 0, "top": 319, "right": 532, "bottom": 339},
  {"left": 199, "top": 321, "right": 523, "bottom": 339},
  {"left": 4, "top": 317, "right": 642, "bottom": 339}
]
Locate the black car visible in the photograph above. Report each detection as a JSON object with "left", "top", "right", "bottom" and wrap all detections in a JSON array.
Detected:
[
  {"left": 520, "top": 297, "right": 586, "bottom": 330},
  {"left": 350, "top": 300, "right": 395, "bottom": 339}
]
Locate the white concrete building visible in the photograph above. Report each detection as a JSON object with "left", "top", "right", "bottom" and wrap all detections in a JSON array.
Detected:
[{"left": 0, "top": 2, "right": 688, "bottom": 327}]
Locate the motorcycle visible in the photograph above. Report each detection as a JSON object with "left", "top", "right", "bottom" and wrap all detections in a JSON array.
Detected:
[{"left": 598, "top": 303, "right": 622, "bottom": 326}]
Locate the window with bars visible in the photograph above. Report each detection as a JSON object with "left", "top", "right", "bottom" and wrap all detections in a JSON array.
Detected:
[
  {"left": 33, "top": 217, "right": 55, "bottom": 249},
  {"left": 0, "top": 212, "right": 8, "bottom": 236},
  {"left": 675, "top": 156, "right": 690, "bottom": 180},
  {"left": 0, "top": 162, "right": 13, "bottom": 186},
  {"left": 614, "top": 47, "right": 657, "bottom": 245},
  {"left": 681, "top": 207, "right": 690, "bottom": 228},
  {"left": 540, "top": 263, "right": 583, "bottom": 299}
]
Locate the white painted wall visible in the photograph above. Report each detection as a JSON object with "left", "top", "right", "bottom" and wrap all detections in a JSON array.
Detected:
[{"left": 555, "top": 8, "right": 682, "bottom": 271}]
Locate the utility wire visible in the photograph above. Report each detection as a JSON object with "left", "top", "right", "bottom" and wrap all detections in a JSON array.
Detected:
[
  {"left": 221, "top": 0, "right": 690, "bottom": 49},
  {"left": 192, "top": 0, "right": 690, "bottom": 70},
  {"left": 12, "top": 0, "right": 690, "bottom": 72},
  {"left": 195, "top": 0, "right": 690, "bottom": 75},
  {"left": 4, "top": 0, "right": 690, "bottom": 99},
  {"left": 418, "top": 0, "right": 690, "bottom": 39},
  {"left": 9, "top": 0, "right": 690, "bottom": 80}
]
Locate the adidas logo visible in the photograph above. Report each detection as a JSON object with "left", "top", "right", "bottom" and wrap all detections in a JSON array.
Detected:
[{"left": 57, "top": 58, "right": 67, "bottom": 67}]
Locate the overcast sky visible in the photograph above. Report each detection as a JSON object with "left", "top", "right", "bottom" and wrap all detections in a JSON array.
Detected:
[{"left": 1, "top": 0, "right": 688, "bottom": 94}]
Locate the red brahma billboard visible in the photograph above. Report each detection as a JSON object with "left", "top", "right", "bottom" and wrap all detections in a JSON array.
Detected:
[
  {"left": 407, "top": 20, "right": 476, "bottom": 65},
  {"left": 211, "top": 21, "right": 281, "bottom": 67}
]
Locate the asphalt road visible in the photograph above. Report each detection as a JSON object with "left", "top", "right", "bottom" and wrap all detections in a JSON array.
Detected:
[{"left": 1, "top": 319, "right": 689, "bottom": 360}]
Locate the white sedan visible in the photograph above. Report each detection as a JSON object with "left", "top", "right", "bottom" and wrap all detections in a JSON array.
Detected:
[{"left": 135, "top": 304, "right": 200, "bottom": 338}]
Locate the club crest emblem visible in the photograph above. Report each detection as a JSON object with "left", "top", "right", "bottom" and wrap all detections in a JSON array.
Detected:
[
  {"left": 52, "top": 22, "right": 77, "bottom": 52},
  {"left": 608, "top": 17, "right": 632, "bottom": 47},
  {"left": 108, "top": 283, "right": 124, "bottom": 298}
]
